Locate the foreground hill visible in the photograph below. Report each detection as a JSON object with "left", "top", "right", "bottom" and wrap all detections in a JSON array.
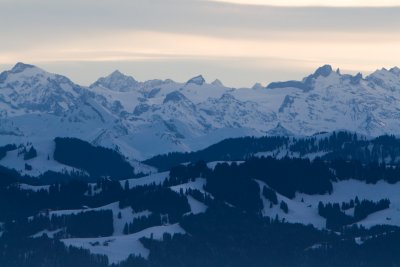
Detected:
[
  {"left": 1, "top": 136, "right": 400, "bottom": 266},
  {"left": 145, "top": 131, "right": 400, "bottom": 171}
]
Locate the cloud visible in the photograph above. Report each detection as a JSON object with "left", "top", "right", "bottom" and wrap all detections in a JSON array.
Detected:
[
  {"left": 1, "top": 0, "right": 399, "bottom": 86},
  {"left": 209, "top": 0, "right": 400, "bottom": 7},
  {"left": 2, "top": 0, "right": 400, "bottom": 38}
]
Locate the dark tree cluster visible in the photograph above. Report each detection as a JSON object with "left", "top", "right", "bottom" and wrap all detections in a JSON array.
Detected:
[
  {"left": 120, "top": 186, "right": 190, "bottom": 222},
  {"left": 318, "top": 202, "right": 354, "bottom": 230},
  {"left": 144, "top": 136, "right": 289, "bottom": 171},
  {"left": 164, "top": 161, "right": 210, "bottom": 187},
  {"left": 211, "top": 157, "right": 333, "bottom": 199},
  {"left": 263, "top": 186, "right": 278, "bottom": 205},
  {"left": 330, "top": 159, "right": 400, "bottom": 184},
  {"left": 24, "top": 163, "right": 32, "bottom": 170},
  {"left": 291, "top": 131, "right": 360, "bottom": 155},
  {"left": 0, "top": 236, "right": 109, "bottom": 267},
  {"left": 31, "top": 170, "right": 91, "bottom": 184},
  {"left": 206, "top": 162, "right": 263, "bottom": 213},
  {"left": 144, "top": 131, "right": 400, "bottom": 176},
  {"left": 53, "top": 137, "right": 134, "bottom": 179},
  {"left": 65, "top": 210, "right": 114, "bottom": 237},
  {"left": 132, "top": 203, "right": 327, "bottom": 267},
  {"left": 354, "top": 199, "right": 390, "bottom": 221},
  {"left": 167, "top": 156, "right": 400, "bottom": 202},
  {"left": 167, "top": 157, "right": 334, "bottom": 205},
  {"left": 318, "top": 198, "right": 390, "bottom": 230},
  {"left": 186, "top": 188, "right": 213, "bottom": 206},
  {"left": 23, "top": 146, "right": 38, "bottom": 160},
  {"left": 4, "top": 210, "right": 114, "bottom": 239},
  {"left": 0, "top": 175, "right": 125, "bottom": 222},
  {"left": 280, "top": 201, "right": 289, "bottom": 214},
  {"left": 123, "top": 214, "right": 162, "bottom": 235},
  {"left": 119, "top": 203, "right": 400, "bottom": 267},
  {"left": 0, "top": 144, "right": 17, "bottom": 160},
  {"left": 0, "top": 165, "right": 19, "bottom": 187}
]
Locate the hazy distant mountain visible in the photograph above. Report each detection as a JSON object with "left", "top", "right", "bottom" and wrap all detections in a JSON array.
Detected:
[{"left": 2, "top": 62, "right": 400, "bottom": 162}]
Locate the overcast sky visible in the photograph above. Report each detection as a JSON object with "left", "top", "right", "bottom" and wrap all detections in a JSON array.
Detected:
[{"left": 1, "top": 0, "right": 399, "bottom": 87}]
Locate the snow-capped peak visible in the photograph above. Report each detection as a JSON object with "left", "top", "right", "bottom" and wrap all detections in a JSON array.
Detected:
[
  {"left": 186, "top": 75, "right": 205, "bottom": 86},
  {"left": 0, "top": 62, "right": 76, "bottom": 88},
  {"left": 367, "top": 67, "right": 400, "bottom": 79},
  {"left": 91, "top": 70, "right": 139, "bottom": 92},
  {"left": 366, "top": 66, "right": 400, "bottom": 91},
  {"left": 267, "top": 64, "right": 336, "bottom": 91},
  {"left": 389, "top": 67, "right": 400, "bottom": 76},
  {"left": 0, "top": 62, "right": 89, "bottom": 118},
  {"left": 211, "top": 79, "right": 224, "bottom": 87},
  {"left": 300, "top": 64, "right": 337, "bottom": 89},
  {"left": 110, "top": 70, "right": 126, "bottom": 77},
  {"left": 312, "top": 64, "right": 333, "bottom": 78},
  {"left": 11, "top": 62, "right": 36, "bottom": 73},
  {"left": 266, "top": 123, "right": 295, "bottom": 137},
  {"left": 252, "top": 83, "right": 265, "bottom": 90},
  {"left": 0, "top": 62, "right": 48, "bottom": 81},
  {"left": 351, "top": 73, "right": 363, "bottom": 84}
]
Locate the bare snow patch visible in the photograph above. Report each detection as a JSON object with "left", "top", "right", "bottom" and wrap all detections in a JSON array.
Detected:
[
  {"left": 170, "top": 178, "right": 208, "bottom": 214},
  {"left": 187, "top": 195, "right": 208, "bottom": 215},
  {"left": 256, "top": 180, "right": 326, "bottom": 229},
  {"left": 296, "top": 180, "right": 400, "bottom": 229},
  {"left": 61, "top": 224, "right": 185, "bottom": 264},
  {"left": 0, "top": 140, "right": 82, "bottom": 176}
]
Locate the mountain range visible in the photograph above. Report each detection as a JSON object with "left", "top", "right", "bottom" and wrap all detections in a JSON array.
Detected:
[{"left": 1, "top": 62, "right": 400, "bottom": 163}]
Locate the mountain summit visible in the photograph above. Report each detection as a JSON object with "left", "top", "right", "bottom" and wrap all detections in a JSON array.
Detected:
[
  {"left": 312, "top": 64, "right": 333, "bottom": 78},
  {"left": 186, "top": 75, "right": 206, "bottom": 86},
  {"left": 10, "top": 62, "right": 36, "bottom": 73},
  {"left": 91, "top": 70, "right": 139, "bottom": 92},
  {"left": 267, "top": 64, "right": 361, "bottom": 91}
]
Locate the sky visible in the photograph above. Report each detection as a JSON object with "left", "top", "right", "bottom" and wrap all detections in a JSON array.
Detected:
[
  {"left": 212, "top": 0, "right": 400, "bottom": 7},
  {"left": 0, "top": 0, "right": 400, "bottom": 87}
]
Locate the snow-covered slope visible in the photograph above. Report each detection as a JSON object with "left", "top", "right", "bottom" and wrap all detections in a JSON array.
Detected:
[
  {"left": 2, "top": 62, "right": 400, "bottom": 163},
  {"left": 62, "top": 224, "right": 185, "bottom": 264},
  {"left": 0, "top": 141, "right": 79, "bottom": 176},
  {"left": 24, "top": 166, "right": 400, "bottom": 263},
  {"left": 296, "top": 180, "right": 400, "bottom": 229}
]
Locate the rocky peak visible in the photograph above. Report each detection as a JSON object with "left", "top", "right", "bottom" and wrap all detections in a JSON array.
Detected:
[
  {"left": 91, "top": 70, "right": 139, "bottom": 92},
  {"left": 186, "top": 75, "right": 205, "bottom": 86},
  {"left": 10, "top": 62, "right": 36, "bottom": 74},
  {"left": 313, "top": 65, "right": 333, "bottom": 78},
  {"left": 252, "top": 83, "right": 265, "bottom": 90},
  {"left": 211, "top": 79, "right": 224, "bottom": 87}
]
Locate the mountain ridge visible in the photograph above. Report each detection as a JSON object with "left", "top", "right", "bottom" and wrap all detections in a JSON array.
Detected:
[{"left": 2, "top": 62, "right": 400, "bottom": 161}]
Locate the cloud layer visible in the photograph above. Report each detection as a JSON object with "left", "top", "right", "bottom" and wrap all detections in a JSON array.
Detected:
[
  {"left": 1, "top": 0, "right": 399, "bottom": 87},
  {"left": 211, "top": 0, "right": 400, "bottom": 7}
]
